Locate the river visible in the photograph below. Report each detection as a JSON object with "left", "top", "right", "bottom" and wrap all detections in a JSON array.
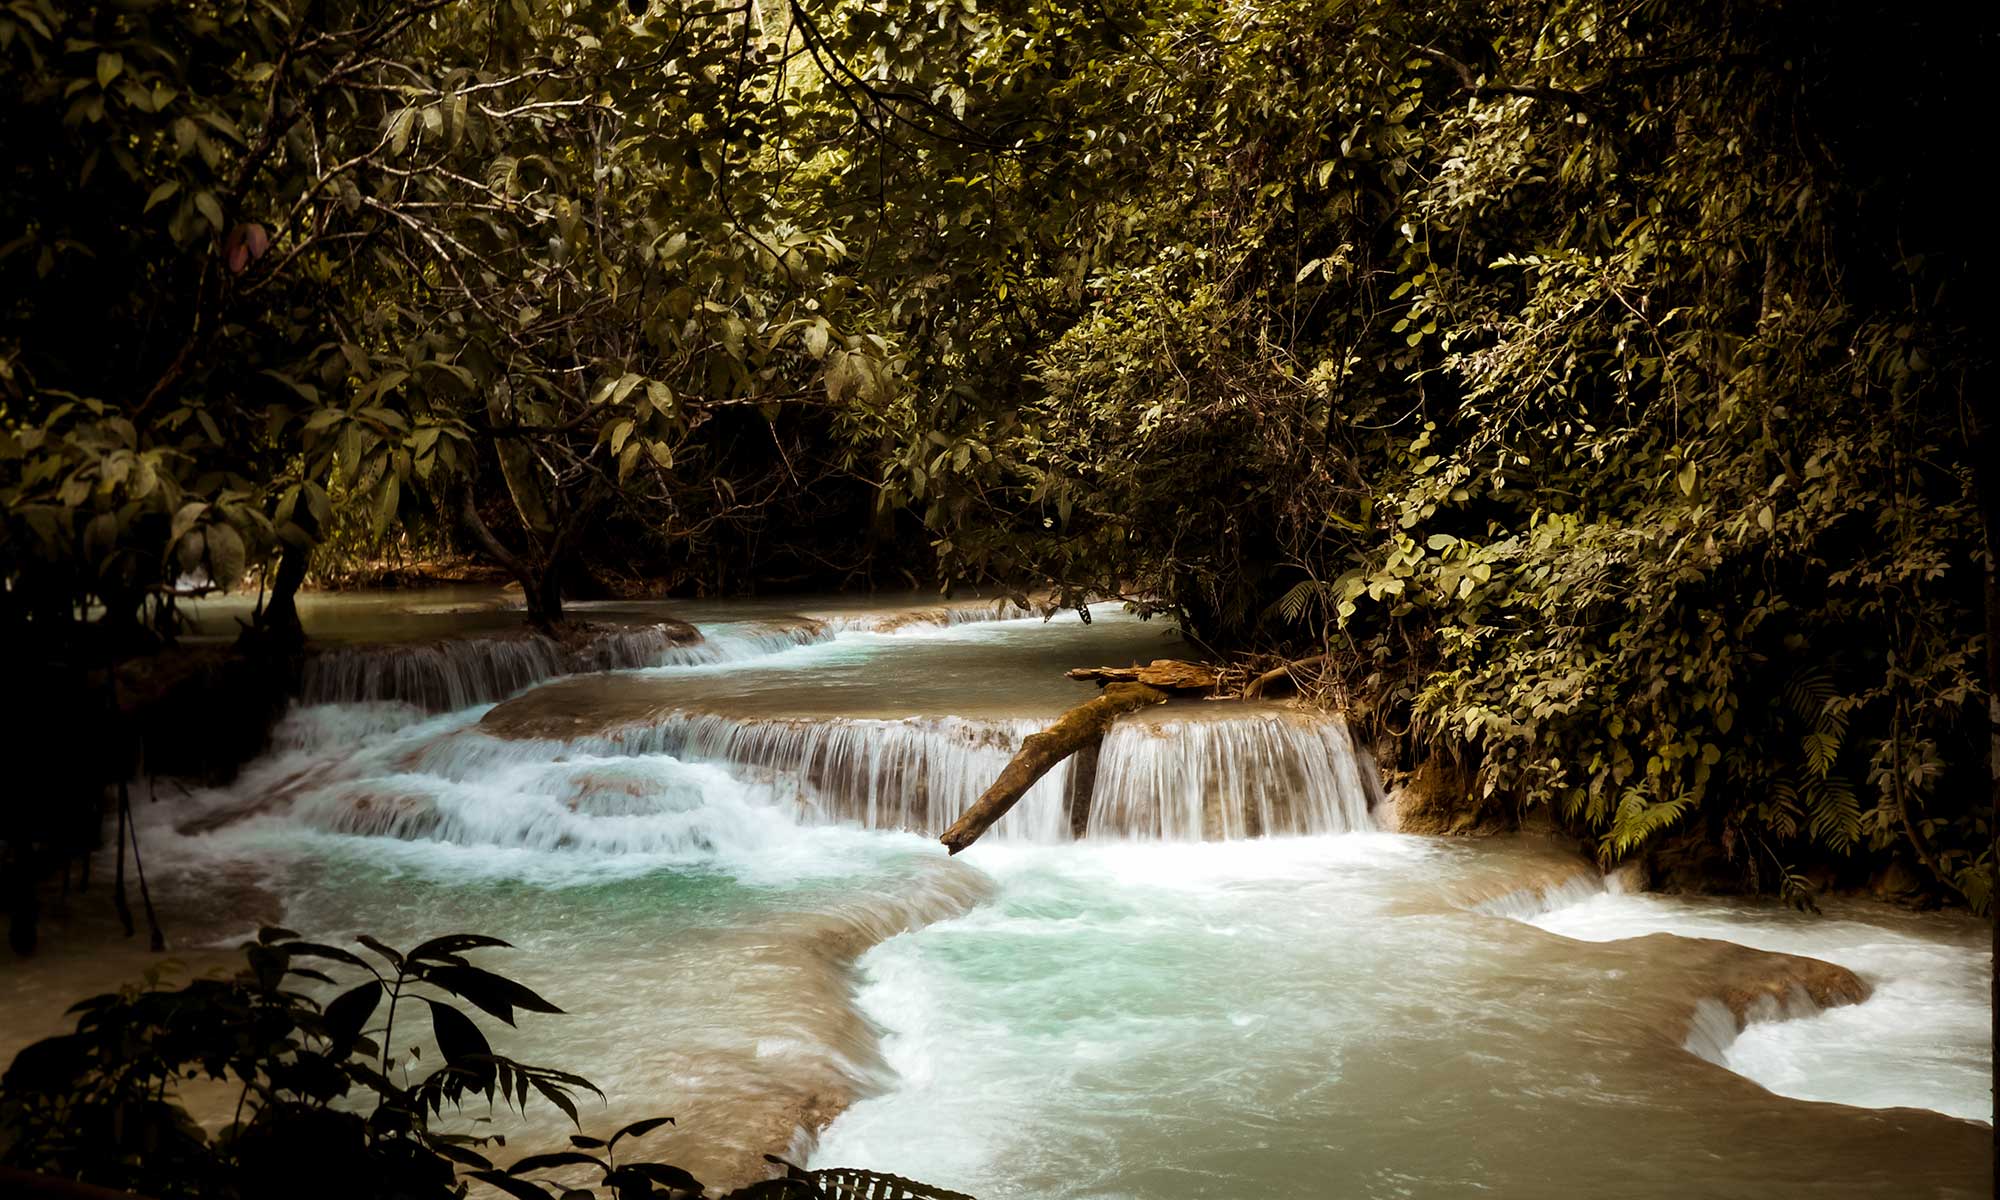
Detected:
[{"left": 1, "top": 592, "right": 1990, "bottom": 1198}]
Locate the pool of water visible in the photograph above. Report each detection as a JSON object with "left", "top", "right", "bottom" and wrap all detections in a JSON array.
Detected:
[{"left": 3, "top": 593, "right": 1988, "bottom": 1197}]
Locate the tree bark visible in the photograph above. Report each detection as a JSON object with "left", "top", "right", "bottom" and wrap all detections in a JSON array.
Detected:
[
  {"left": 260, "top": 544, "right": 309, "bottom": 649},
  {"left": 525, "top": 562, "right": 565, "bottom": 629},
  {"left": 459, "top": 490, "right": 563, "bottom": 630},
  {"left": 940, "top": 683, "right": 1166, "bottom": 854}
]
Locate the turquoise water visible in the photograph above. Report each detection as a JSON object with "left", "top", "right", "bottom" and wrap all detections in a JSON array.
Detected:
[{"left": 5, "top": 594, "right": 1987, "bottom": 1197}]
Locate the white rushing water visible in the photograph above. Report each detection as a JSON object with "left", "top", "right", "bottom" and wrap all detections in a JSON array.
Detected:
[
  {"left": 1528, "top": 890, "right": 1993, "bottom": 1123},
  {"left": 10, "top": 593, "right": 1988, "bottom": 1198}
]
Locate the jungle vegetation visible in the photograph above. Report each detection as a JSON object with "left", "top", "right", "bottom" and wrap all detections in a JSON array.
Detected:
[
  {"left": 0, "top": 0, "right": 1991, "bottom": 909},
  {"left": 0, "top": 927, "right": 901, "bottom": 1199}
]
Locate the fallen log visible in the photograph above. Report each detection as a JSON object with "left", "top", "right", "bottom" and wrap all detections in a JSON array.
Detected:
[
  {"left": 940, "top": 682, "right": 1168, "bottom": 853},
  {"left": 1063, "top": 659, "right": 1219, "bottom": 692}
]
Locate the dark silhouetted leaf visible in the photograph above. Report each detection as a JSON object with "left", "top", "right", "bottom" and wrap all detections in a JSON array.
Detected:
[
  {"left": 610, "top": 1116, "right": 675, "bottom": 1146},
  {"left": 424, "top": 999, "right": 491, "bottom": 1066},
  {"left": 419, "top": 964, "right": 563, "bottom": 1025},
  {"left": 357, "top": 935, "right": 404, "bottom": 968},
  {"left": 407, "top": 932, "right": 513, "bottom": 961},
  {"left": 283, "top": 941, "right": 373, "bottom": 970},
  {"left": 469, "top": 1170, "right": 556, "bottom": 1200},
  {"left": 434, "top": 1142, "right": 494, "bottom": 1170},
  {"left": 508, "top": 1151, "right": 606, "bottom": 1176},
  {"left": 608, "top": 1162, "right": 703, "bottom": 1192},
  {"left": 323, "top": 980, "right": 382, "bottom": 1046},
  {"left": 530, "top": 1076, "right": 580, "bottom": 1126}
]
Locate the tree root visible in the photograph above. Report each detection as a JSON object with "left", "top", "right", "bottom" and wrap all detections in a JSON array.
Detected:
[{"left": 1241, "top": 654, "right": 1327, "bottom": 700}]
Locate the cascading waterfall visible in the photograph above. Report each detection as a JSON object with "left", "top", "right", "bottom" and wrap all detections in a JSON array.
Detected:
[
  {"left": 615, "top": 712, "right": 1075, "bottom": 841},
  {"left": 295, "top": 600, "right": 1038, "bottom": 710},
  {"left": 1087, "top": 715, "right": 1380, "bottom": 839},
  {"left": 299, "top": 624, "right": 693, "bottom": 710},
  {"left": 252, "top": 703, "right": 1378, "bottom": 852}
]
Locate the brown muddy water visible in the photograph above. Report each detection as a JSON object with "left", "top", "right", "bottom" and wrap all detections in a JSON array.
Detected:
[{"left": 2, "top": 591, "right": 1990, "bottom": 1198}]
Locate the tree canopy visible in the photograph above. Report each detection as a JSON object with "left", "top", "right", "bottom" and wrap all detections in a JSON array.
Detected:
[{"left": 1, "top": 0, "right": 1991, "bottom": 900}]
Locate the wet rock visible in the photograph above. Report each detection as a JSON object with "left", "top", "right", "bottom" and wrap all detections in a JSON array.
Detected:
[
  {"left": 1643, "top": 827, "right": 1745, "bottom": 895},
  {"left": 1383, "top": 753, "right": 1505, "bottom": 835},
  {"left": 1606, "top": 858, "right": 1650, "bottom": 894},
  {"left": 1869, "top": 858, "right": 1923, "bottom": 901}
]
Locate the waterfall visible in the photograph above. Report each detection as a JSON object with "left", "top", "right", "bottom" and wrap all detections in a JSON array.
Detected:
[
  {"left": 256, "top": 706, "right": 1380, "bottom": 850},
  {"left": 1086, "top": 714, "right": 1379, "bottom": 839},
  {"left": 294, "top": 600, "right": 1039, "bottom": 710},
  {"left": 299, "top": 624, "right": 695, "bottom": 710},
  {"left": 406, "top": 712, "right": 1075, "bottom": 842}
]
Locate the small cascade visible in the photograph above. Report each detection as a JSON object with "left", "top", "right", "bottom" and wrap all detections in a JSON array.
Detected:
[
  {"left": 263, "top": 705, "right": 1380, "bottom": 851},
  {"left": 834, "top": 599, "right": 1034, "bottom": 632},
  {"left": 425, "top": 712, "right": 1074, "bottom": 842},
  {"left": 1470, "top": 871, "right": 1613, "bottom": 921},
  {"left": 202, "top": 692, "right": 1384, "bottom": 852},
  {"left": 299, "top": 624, "right": 699, "bottom": 709},
  {"left": 422, "top": 707, "right": 1378, "bottom": 846},
  {"left": 294, "top": 600, "right": 1041, "bottom": 710},
  {"left": 1086, "top": 715, "right": 1379, "bottom": 839},
  {"left": 639, "top": 712, "right": 1072, "bottom": 840},
  {"left": 639, "top": 620, "right": 834, "bottom": 667},
  {"left": 286, "top": 751, "right": 807, "bottom": 859}
]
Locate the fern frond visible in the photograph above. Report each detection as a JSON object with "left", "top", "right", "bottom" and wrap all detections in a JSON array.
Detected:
[
  {"left": 1266, "top": 579, "right": 1334, "bottom": 624},
  {"left": 1804, "top": 774, "right": 1861, "bottom": 852},
  {"left": 1610, "top": 787, "right": 1694, "bottom": 854}
]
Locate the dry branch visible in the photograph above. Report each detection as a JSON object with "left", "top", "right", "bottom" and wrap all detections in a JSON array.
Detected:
[{"left": 1241, "top": 654, "right": 1328, "bottom": 700}]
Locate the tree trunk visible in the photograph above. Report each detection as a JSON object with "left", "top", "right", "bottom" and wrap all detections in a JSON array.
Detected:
[
  {"left": 940, "top": 683, "right": 1166, "bottom": 854},
  {"left": 525, "top": 561, "right": 565, "bottom": 630},
  {"left": 260, "top": 544, "right": 309, "bottom": 649},
  {"left": 460, "top": 489, "right": 564, "bottom": 631}
]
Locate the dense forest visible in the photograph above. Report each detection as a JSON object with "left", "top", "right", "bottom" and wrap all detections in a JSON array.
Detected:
[{"left": 1, "top": 0, "right": 1991, "bottom": 911}]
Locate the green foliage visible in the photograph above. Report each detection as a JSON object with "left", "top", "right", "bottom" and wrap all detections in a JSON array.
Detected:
[
  {"left": 853, "top": 0, "right": 1990, "bottom": 899},
  {"left": 0, "top": 0, "right": 1987, "bottom": 901},
  {"left": 0, "top": 0, "right": 905, "bottom": 637},
  {"left": 0, "top": 927, "right": 910, "bottom": 1199}
]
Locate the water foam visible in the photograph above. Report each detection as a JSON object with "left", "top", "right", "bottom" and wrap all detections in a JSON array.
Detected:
[
  {"left": 1089, "top": 715, "right": 1378, "bottom": 839},
  {"left": 1528, "top": 891, "right": 1992, "bottom": 1122}
]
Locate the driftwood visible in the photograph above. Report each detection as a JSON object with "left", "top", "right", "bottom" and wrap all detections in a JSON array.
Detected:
[
  {"left": 1241, "top": 654, "right": 1328, "bottom": 700},
  {"left": 1064, "top": 659, "right": 1219, "bottom": 692},
  {"left": 939, "top": 682, "right": 1167, "bottom": 853}
]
